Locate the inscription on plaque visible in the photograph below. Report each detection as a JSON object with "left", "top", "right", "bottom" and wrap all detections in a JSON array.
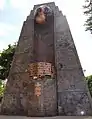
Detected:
[
  {"left": 34, "top": 82, "right": 41, "bottom": 96},
  {"left": 28, "top": 62, "right": 55, "bottom": 78}
]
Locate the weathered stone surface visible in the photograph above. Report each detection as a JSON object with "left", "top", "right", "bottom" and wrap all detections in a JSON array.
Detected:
[
  {"left": 1, "top": 2, "right": 92, "bottom": 117},
  {"left": 27, "top": 78, "right": 57, "bottom": 117},
  {"left": 57, "top": 70, "right": 87, "bottom": 91},
  {"left": 42, "top": 78, "right": 57, "bottom": 116},
  {"left": 1, "top": 73, "right": 30, "bottom": 115},
  {"left": 58, "top": 91, "right": 92, "bottom": 116},
  {"left": 54, "top": 3, "right": 92, "bottom": 115},
  {"left": 10, "top": 53, "right": 33, "bottom": 74}
]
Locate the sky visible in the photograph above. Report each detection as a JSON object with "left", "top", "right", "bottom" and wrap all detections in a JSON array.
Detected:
[{"left": 0, "top": 0, "right": 92, "bottom": 76}]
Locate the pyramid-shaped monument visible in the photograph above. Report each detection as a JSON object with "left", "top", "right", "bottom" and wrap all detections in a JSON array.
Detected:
[{"left": 1, "top": 2, "right": 92, "bottom": 116}]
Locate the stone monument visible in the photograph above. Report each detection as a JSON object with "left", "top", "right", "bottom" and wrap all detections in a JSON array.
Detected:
[{"left": 1, "top": 2, "right": 92, "bottom": 116}]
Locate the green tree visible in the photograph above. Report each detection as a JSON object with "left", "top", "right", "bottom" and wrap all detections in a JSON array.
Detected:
[
  {"left": 86, "top": 75, "right": 92, "bottom": 97},
  {"left": 84, "top": 0, "right": 92, "bottom": 33},
  {"left": 0, "top": 79, "right": 5, "bottom": 97},
  {"left": 0, "top": 43, "right": 16, "bottom": 80}
]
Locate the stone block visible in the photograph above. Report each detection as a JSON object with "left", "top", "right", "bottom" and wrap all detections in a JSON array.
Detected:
[
  {"left": 58, "top": 91, "right": 92, "bottom": 116},
  {"left": 10, "top": 53, "right": 33, "bottom": 74}
]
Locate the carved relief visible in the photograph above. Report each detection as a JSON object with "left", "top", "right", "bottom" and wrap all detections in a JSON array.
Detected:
[{"left": 34, "top": 5, "right": 52, "bottom": 24}]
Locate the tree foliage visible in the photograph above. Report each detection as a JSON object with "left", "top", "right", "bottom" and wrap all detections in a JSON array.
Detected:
[
  {"left": 86, "top": 75, "right": 92, "bottom": 97},
  {"left": 0, "top": 44, "right": 16, "bottom": 80},
  {"left": 0, "top": 79, "right": 5, "bottom": 97},
  {"left": 84, "top": 0, "right": 92, "bottom": 33}
]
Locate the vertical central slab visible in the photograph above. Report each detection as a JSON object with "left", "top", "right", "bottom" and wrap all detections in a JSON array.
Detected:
[{"left": 27, "top": 5, "right": 57, "bottom": 116}]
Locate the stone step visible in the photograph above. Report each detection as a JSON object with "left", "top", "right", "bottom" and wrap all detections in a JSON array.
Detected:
[{"left": 0, "top": 116, "right": 92, "bottom": 119}]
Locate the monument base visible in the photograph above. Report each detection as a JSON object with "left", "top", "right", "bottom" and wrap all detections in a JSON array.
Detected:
[{"left": 0, "top": 116, "right": 92, "bottom": 119}]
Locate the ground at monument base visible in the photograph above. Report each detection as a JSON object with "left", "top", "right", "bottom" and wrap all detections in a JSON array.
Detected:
[{"left": 0, "top": 116, "right": 92, "bottom": 119}]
